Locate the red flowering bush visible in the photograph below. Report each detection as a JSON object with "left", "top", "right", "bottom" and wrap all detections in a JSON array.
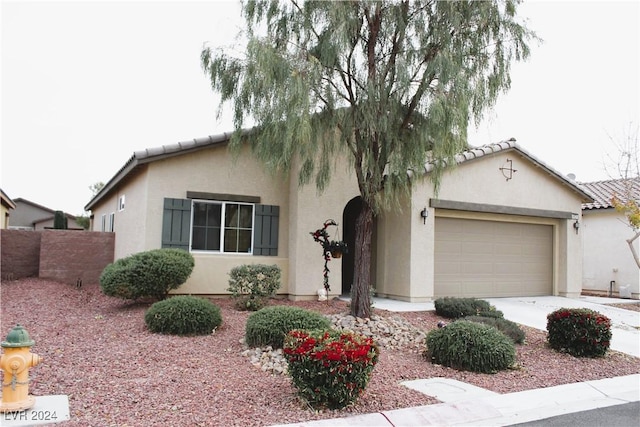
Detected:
[
  {"left": 547, "top": 308, "right": 612, "bottom": 357},
  {"left": 283, "top": 329, "right": 379, "bottom": 409}
]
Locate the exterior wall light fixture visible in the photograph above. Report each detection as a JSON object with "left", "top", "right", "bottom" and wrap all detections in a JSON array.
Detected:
[
  {"left": 573, "top": 220, "right": 580, "bottom": 234},
  {"left": 420, "top": 208, "right": 429, "bottom": 224}
]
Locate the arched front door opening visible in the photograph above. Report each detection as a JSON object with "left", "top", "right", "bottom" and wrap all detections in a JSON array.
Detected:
[{"left": 341, "top": 197, "right": 377, "bottom": 296}]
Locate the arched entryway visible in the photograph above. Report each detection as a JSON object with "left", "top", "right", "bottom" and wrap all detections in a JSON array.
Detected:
[{"left": 341, "top": 197, "right": 377, "bottom": 296}]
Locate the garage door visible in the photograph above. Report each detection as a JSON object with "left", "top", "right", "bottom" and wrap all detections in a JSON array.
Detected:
[{"left": 435, "top": 217, "right": 553, "bottom": 298}]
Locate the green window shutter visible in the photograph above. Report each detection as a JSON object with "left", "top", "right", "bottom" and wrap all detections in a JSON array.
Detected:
[
  {"left": 253, "top": 205, "right": 279, "bottom": 256},
  {"left": 162, "top": 198, "right": 191, "bottom": 250}
]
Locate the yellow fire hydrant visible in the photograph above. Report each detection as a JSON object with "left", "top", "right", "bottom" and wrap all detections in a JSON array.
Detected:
[{"left": 0, "top": 324, "right": 43, "bottom": 413}]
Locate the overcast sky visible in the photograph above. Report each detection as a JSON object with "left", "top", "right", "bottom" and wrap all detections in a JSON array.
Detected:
[{"left": 1, "top": 1, "right": 638, "bottom": 215}]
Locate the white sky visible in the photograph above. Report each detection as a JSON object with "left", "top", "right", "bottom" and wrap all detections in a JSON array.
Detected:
[{"left": 1, "top": 0, "right": 638, "bottom": 215}]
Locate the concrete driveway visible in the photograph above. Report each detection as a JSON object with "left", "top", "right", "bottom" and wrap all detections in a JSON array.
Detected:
[
  {"left": 484, "top": 296, "right": 640, "bottom": 358},
  {"left": 371, "top": 295, "right": 640, "bottom": 357}
]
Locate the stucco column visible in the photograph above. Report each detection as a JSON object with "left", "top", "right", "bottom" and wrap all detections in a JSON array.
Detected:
[{"left": 557, "top": 218, "right": 583, "bottom": 298}]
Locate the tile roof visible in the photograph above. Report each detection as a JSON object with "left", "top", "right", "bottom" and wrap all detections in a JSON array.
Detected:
[
  {"left": 579, "top": 178, "right": 640, "bottom": 210},
  {"left": 85, "top": 131, "right": 237, "bottom": 211},
  {"left": 86, "top": 134, "right": 594, "bottom": 211}
]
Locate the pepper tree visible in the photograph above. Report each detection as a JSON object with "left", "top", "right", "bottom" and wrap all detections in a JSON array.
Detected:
[{"left": 201, "top": 0, "right": 536, "bottom": 318}]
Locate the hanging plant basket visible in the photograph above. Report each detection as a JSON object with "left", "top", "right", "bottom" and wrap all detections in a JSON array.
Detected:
[{"left": 327, "top": 240, "right": 348, "bottom": 259}]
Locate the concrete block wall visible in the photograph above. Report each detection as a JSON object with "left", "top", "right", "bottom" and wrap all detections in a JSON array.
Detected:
[
  {"left": 0, "top": 229, "right": 114, "bottom": 285},
  {"left": 0, "top": 229, "right": 41, "bottom": 279},
  {"left": 39, "top": 230, "right": 115, "bottom": 285}
]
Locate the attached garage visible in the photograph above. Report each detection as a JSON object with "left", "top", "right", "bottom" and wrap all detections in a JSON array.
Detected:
[{"left": 434, "top": 217, "right": 553, "bottom": 298}]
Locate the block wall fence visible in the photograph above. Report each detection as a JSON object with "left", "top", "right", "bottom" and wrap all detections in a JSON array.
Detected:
[{"left": 1, "top": 229, "right": 114, "bottom": 285}]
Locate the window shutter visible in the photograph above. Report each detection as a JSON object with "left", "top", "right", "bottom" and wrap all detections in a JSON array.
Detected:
[
  {"left": 162, "top": 198, "right": 191, "bottom": 250},
  {"left": 253, "top": 205, "right": 279, "bottom": 256}
]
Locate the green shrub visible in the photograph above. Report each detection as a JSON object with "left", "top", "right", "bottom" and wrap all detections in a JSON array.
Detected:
[
  {"left": 464, "top": 316, "right": 526, "bottom": 344},
  {"left": 546, "top": 308, "right": 611, "bottom": 357},
  {"left": 245, "top": 306, "right": 331, "bottom": 349},
  {"left": 100, "top": 248, "right": 195, "bottom": 300},
  {"left": 233, "top": 295, "right": 268, "bottom": 311},
  {"left": 434, "top": 297, "right": 503, "bottom": 319},
  {"left": 284, "top": 329, "right": 379, "bottom": 410},
  {"left": 53, "top": 210, "right": 68, "bottom": 229},
  {"left": 424, "top": 320, "right": 516, "bottom": 373},
  {"left": 227, "top": 264, "right": 281, "bottom": 311},
  {"left": 145, "top": 295, "right": 222, "bottom": 336}
]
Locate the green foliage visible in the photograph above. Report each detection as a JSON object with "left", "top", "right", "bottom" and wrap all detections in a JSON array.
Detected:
[
  {"left": 234, "top": 295, "right": 267, "bottom": 311},
  {"left": 464, "top": 315, "right": 526, "bottom": 344},
  {"left": 245, "top": 306, "right": 331, "bottom": 349},
  {"left": 100, "top": 248, "right": 195, "bottom": 301},
  {"left": 89, "top": 181, "right": 105, "bottom": 197},
  {"left": 202, "top": 1, "right": 536, "bottom": 207},
  {"left": 546, "top": 308, "right": 612, "bottom": 357},
  {"left": 284, "top": 329, "right": 379, "bottom": 410},
  {"left": 434, "top": 297, "right": 503, "bottom": 319},
  {"left": 53, "top": 210, "right": 68, "bottom": 229},
  {"left": 145, "top": 296, "right": 222, "bottom": 336},
  {"left": 425, "top": 320, "right": 516, "bottom": 373},
  {"left": 75, "top": 214, "right": 90, "bottom": 230},
  {"left": 227, "top": 264, "right": 281, "bottom": 311}
]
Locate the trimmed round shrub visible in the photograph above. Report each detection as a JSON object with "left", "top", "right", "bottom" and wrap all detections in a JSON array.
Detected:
[
  {"left": 245, "top": 306, "right": 331, "bottom": 349},
  {"left": 424, "top": 320, "right": 516, "bottom": 373},
  {"left": 434, "top": 297, "right": 503, "bottom": 319},
  {"left": 546, "top": 308, "right": 611, "bottom": 357},
  {"left": 464, "top": 315, "right": 526, "bottom": 344},
  {"left": 100, "top": 248, "right": 195, "bottom": 300},
  {"left": 145, "top": 295, "right": 222, "bottom": 336}
]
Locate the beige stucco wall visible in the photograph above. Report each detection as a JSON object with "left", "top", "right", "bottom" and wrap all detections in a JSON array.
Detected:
[
  {"left": 1, "top": 204, "right": 10, "bottom": 229},
  {"left": 286, "top": 155, "right": 360, "bottom": 300},
  {"left": 583, "top": 208, "right": 640, "bottom": 299},
  {"left": 90, "top": 144, "right": 587, "bottom": 301},
  {"left": 91, "top": 168, "right": 150, "bottom": 258},
  {"left": 142, "top": 145, "right": 292, "bottom": 295},
  {"left": 90, "top": 143, "right": 360, "bottom": 298},
  {"left": 376, "top": 151, "right": 586, "bottom": 302}
]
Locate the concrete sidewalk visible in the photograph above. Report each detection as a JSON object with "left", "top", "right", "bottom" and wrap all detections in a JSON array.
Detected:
[
  {"left": 272, "top": 295, "right": 640, "bottom": 427},
  {"left": 273, "top": 374, "right": 639, "bottom": 426}
]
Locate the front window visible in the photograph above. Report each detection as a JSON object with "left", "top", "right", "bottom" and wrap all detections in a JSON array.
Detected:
[{"left": 191, "top": 200, "right": 253, "bottom": 253}]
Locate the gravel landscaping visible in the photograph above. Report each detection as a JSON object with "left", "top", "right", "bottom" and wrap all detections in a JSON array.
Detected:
[{"left": 1, "top": 278, "right": 639, "bottom": 427}]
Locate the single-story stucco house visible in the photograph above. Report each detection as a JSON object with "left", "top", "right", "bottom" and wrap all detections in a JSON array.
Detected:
[
  {"left": 10, "top": 198, "right": 83, "bottom": 230},
  {"left": 85, "top": 134, "right": 593, "bottom": 302},
  {"left": 581, "top": 178, "right": 640, "bottom": 299},
  {"left": 1, "top": 189, "right": 16, "bottom": 229}
]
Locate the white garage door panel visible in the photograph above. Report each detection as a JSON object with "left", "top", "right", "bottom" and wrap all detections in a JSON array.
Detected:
[{"left": 435, "top": 217, "right": 553, "bottom": 298}]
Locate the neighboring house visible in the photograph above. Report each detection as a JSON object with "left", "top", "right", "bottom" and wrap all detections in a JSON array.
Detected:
[
  {"left": 1, "top": 189, "right": 16, "bottom": 229},
  {"left": 85, "top": 134, "right": 592, "bottom": 301},
  {"left": 9, "top": 198, "right": 82, "bottom": 230},
  {"left": 581, "top": 178, "right": 640, "bottom": 299}
]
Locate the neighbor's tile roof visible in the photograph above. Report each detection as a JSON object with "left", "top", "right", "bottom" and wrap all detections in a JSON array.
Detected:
[{"left": 580, "top": 178, "right": 640, "bottom": 210}]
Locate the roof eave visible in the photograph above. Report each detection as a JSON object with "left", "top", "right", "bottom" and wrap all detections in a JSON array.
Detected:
[{"left": 84, "top": 131, "right": 242, "bottom": 211}]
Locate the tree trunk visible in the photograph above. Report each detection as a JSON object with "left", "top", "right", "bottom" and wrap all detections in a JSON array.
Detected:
[
  {"left": 351, "top": 200, "right": 374, "bottom": 318},
  {"left": 626, "top": 230, "right": 640, "bottom": 269}
]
